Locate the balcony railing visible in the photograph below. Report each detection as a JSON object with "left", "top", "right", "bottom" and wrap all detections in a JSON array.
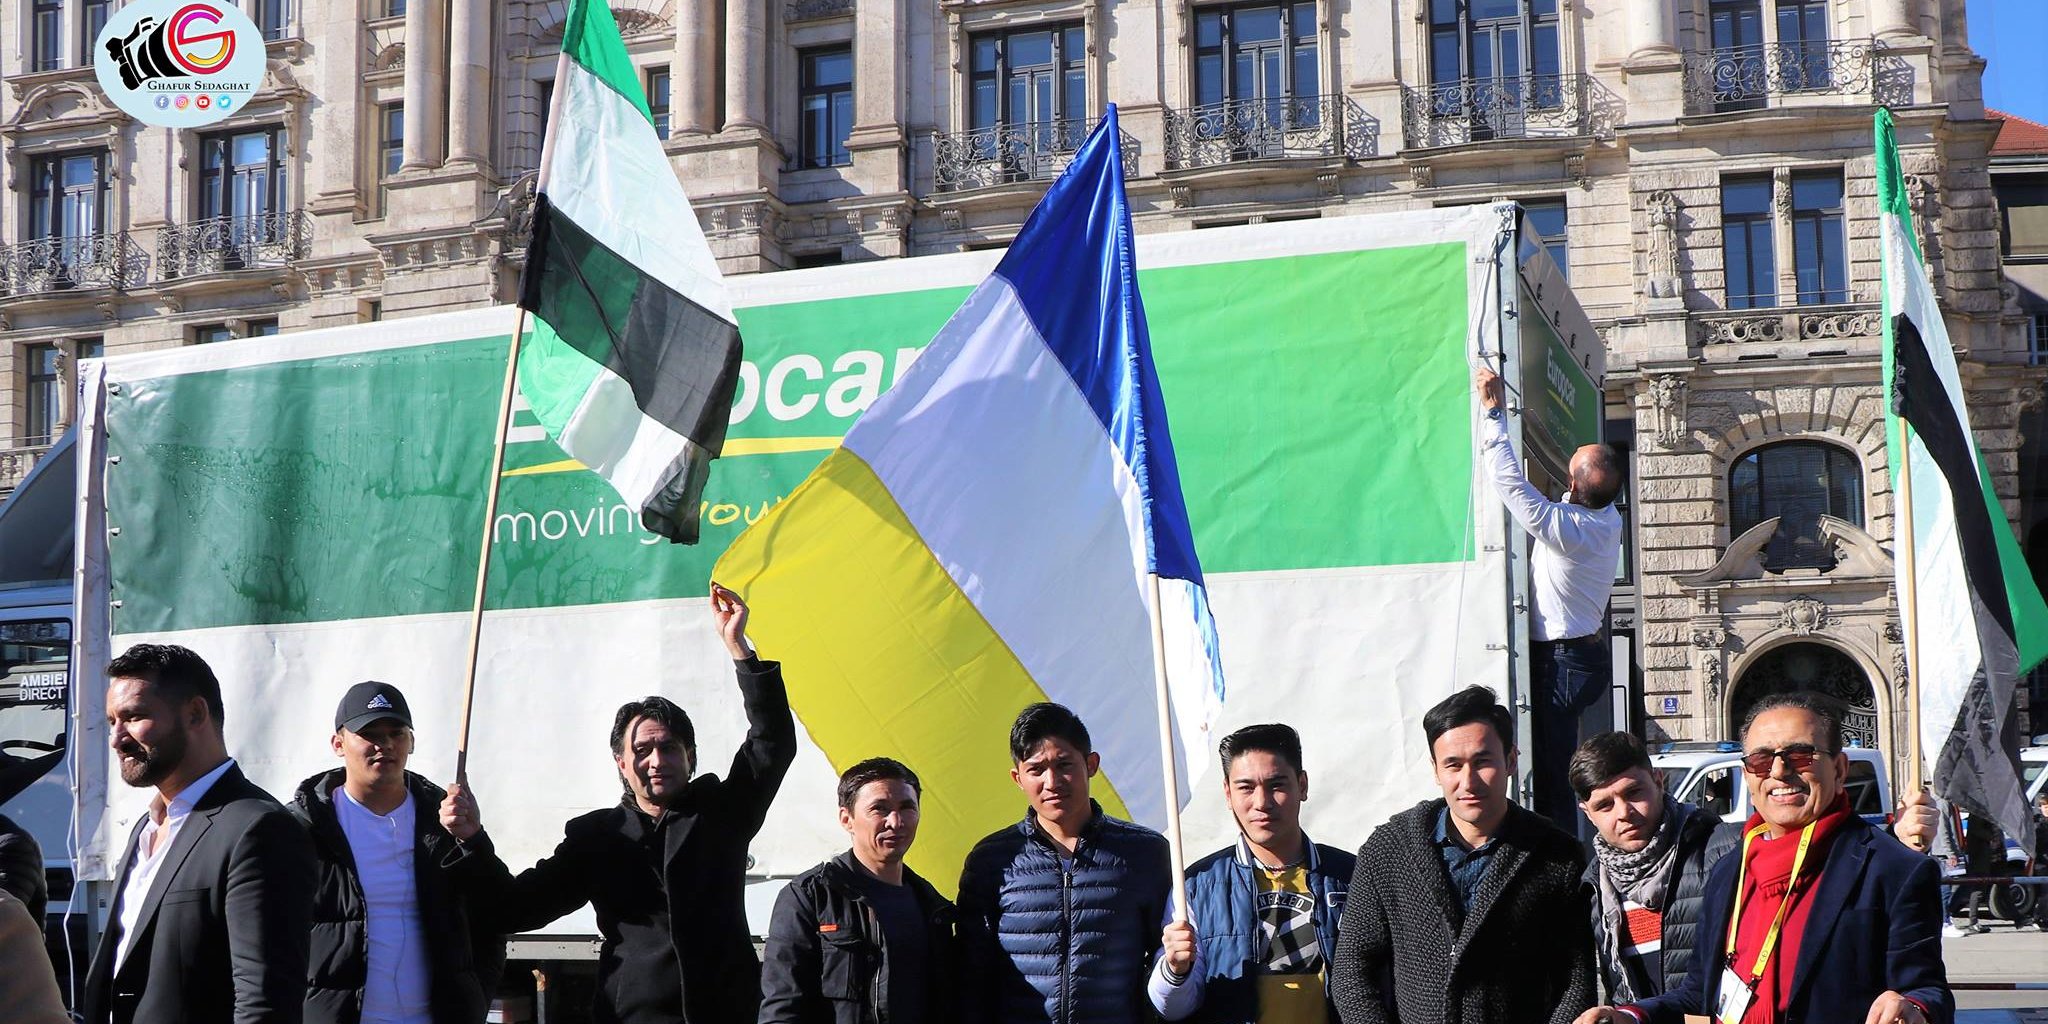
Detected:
[
  {"left": 157, "top": 211, "right": 312, "bottom": 280},
  {"left": 1683, "top": 39, "right": 1907, "bottom": 114},
  {"left": 1165, "top": 94, "right": 1375, "bottom": 169},
  {"left": 0, "top": 443, "right": 51, "bottom": 493},
  {"left": 1695, "top": 303, "right": 1882, "bottom": 347},
  {"left": 0, "top": 232, "right": 149, "bottom": 297},
  {"left": 931, "top": 117, "right": 1138, "bottom": 194},
  {"left": 1400, "top": 74, "right": 1602, "bottom": 149}
]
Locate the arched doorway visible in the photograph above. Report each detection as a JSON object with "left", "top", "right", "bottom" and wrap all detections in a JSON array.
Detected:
[{"left": 1729, "top": 642, "right": 1879, "bottom": 748}]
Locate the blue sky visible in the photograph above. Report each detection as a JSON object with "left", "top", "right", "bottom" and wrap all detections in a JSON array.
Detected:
[{"left": 1972, "top": 0, "right": 2048, "bottom": 123}]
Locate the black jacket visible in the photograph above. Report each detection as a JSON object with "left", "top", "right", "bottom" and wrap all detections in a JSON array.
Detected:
[
  {"left": 83, "top": 763, "right": 317, "bottom": 1024},
  {"left": 1581, "top": 808, "right": 1740, "bottom": 1000},
  {"left": 290, "top": 769, "right": 508, "bottom": 1024},
  {"left": 0, "top": 811, "right": 46, "bottom": 924},
  {"left": 759, "top": 852, "right": 959, "bottom": 1024},
  {"left": 482, "top": 657, "right": 797, "bottom": 1024},
  {"left": 1330, "top": 799, "right": 1595, "bottom": 1024}
]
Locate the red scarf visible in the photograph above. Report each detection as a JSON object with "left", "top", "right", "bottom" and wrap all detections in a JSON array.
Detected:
[{"left": 1731, "top": 797, "right": 1852, "bottom": 1024}]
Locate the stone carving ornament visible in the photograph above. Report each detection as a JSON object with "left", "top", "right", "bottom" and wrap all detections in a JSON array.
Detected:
[
  {"left": 1648, "top": 374, "right": 1688, "bottom": 449},
  {"left": 1644, "top": 190, "right": 1682, "bottom": 300},
  {"left": 1777, "top": 596, "right": 1834, "bottom": 636}
]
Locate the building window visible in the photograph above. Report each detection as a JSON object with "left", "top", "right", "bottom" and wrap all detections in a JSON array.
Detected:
[
  {"left": 1194, "top": 4, "right": 1319, "bottom": 109},
  {"left": 2030, "top": 313, "right": 2048, "bottom": 367},
  {"left": 1707, "top": 0, "right": 1765, "bottom": 110},
  {"left": 1775, "top": 0, "right": 1832, "bottom": 92},
  {"left": 385, "top": 0, "right": 407, "bottom": 15},
  {"left": 1790, "top": 171, "right": 1846, "bottom": 305},
  {"left": 2001, "top": 175, "right": 2048, "bottom": 257},
  {"left": 31, "top": 0, "right": 63, "bottom": 72},
  {"left": 379, "top": 103, "right": 405, "bottom": 179},
  {"left": 29, "top": 151, "right": 108, "bottom": 243},
  {"left": 82, "top": 0, "right": 111, "bottom": 64},
  {"left": 1429, "top": 0, "right": 1563, "bottom": 117},
  {"left": 245, "top": 318, "right": 281, "bottom": 338},
  {"left": 191, "top": 324, "right": 235, "bottom": 345},
  {"left": 647, "top": 67, "right": 671, "bottom": 140},
  {"left": 23, "top": 344, "right": 60, "bottom": 445},
  {"left": 1524, "top": 198, "right": 1568, "bottom": 280},
  {"left": 799, "top": 48, "right": 853, "bottom": 168},
  {"left": 535, "top": 79, "right": 555, "bottom": 162},
  {"left": 1728, "top": 440, "right": 1864, "bottom": 571},
  {"left": 971, "top": 24, "right": 1087, "bottom": 134},
  {"left": 198, "top": 126, "right": 288, "bottom": 224},
  {"left": 256, "top": 0, "right": 289, "bottom": 40},
  {"left": 1722, "top": 175, "right": 1776, "bottom": 309}
]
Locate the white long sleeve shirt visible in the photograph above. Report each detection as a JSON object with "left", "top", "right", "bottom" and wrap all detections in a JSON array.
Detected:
[
  {"left": 336, "top": 788, "right": 430, "bottom": 1024},
  {"left": 116, "top": 757, "right": 236, "bottom": 970},
  {"left": 1479, "top": 408, "right": 1622, "bottom": 641}
]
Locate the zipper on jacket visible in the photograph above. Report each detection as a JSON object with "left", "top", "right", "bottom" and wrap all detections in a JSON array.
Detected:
[{"left": 1058, "top": 860, "right": 1073, "bottom": 1024}]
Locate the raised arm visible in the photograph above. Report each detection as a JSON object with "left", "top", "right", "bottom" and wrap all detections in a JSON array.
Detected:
[
  {"left": 711, "top": 584, "right": 798, "bottom": 833},
  {"left": 1474, "top": 368, "right": 1597, "bottom": 553}
]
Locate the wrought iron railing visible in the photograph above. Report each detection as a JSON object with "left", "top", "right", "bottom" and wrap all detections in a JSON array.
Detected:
[
  {"left": 931, "top": 117, "right": 1139, "bottom": 193},
  {"left": 0, "top": 232, "right": 149, "bottom": 296},
  {"left": 1164, "top": 94, "right": 1376, "bottom": 169},
  {"left": 157, "top": 210, "right": 311, "bottom": 279},
  {"left": 0, "top": 443, "right": 51, "bottom": 493},
  {"left": 1399, "top": 74, "right": 1598, "bottom": 149},
  {"left": 1683, "top": 39, "right": 1898, "bottom": 114}
]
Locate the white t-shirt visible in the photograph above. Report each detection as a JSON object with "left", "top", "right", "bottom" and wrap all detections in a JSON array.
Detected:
[{"left": 336, "top": 787, "right": 431, "bottom": 1024}]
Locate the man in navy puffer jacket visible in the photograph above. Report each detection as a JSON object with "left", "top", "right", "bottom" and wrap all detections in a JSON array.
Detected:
[{"left": 958, "top": 703, "right": 1172, "bottom": 1024}]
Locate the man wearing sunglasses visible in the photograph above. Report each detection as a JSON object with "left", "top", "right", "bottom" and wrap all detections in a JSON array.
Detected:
[{"left": 1574, "top": 692, "right": 1951, "bottom": 1024}]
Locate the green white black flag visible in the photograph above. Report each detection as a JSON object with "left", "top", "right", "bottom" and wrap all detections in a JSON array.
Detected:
[
  {"left": 515, "top": 0, "right": 740, "bottom": 543},
  {"left": 1879, "top": 109, "right": 2047, "bottom": 859}
]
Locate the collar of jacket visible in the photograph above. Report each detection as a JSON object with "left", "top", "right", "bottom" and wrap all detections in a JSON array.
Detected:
[
  {"left": 296, "top": 767, "right": 452, "bottom": 861},
  {"left": 1231, "top": 830, "right": 1323, "bottom": 872},
  {"left": 820, "top": 851, "right": 948, "bottom": 913},
  {"left": 1020, "top": 798, "right": 1107, "bottom": 851}
]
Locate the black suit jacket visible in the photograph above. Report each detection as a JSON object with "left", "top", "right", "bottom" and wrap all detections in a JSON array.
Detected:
[
  {"left": 84, "top": 763, "right": 318, "bottom": 1024},
  {"left": 1632, "top": 813, "right": 1953, "bottom": 1024}
]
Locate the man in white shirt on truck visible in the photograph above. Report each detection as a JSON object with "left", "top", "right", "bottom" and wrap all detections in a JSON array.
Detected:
[{"left": 1475, "top": 367, "right": 1625, "bottom": 832}]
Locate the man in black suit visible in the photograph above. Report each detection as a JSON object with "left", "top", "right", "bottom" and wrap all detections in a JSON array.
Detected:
[{"left": 84, "top": 643, "right": 317, "bottom": 1024}]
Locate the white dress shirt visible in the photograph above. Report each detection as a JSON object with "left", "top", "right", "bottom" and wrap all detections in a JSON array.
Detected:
[
  {"left": 116, "top": 756, "right": 236, "bottom": 970},
  {"left": 336, "top": 787, "right": 431, "bottom": 1024},
  {"left": 1479, "top": 408, "right": 1622, "bottom": 641}
]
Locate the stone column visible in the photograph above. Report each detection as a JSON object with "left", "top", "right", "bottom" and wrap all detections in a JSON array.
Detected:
[
  {"left": 722, "top": 0, "right": 766, "bottom": 130},
  {"left": 1869, "top": 0, "right": 1916, "bottom": 38},
  {"left": 401, "top": 0, "right": 449, "bottom": 170},
  {"left": 52, "top": 342, "right": 74, "bottom": 435},
  {"left": 446, "top": 0, "right": 492, "bottom": 167},
  {"left": 1629, "top": 0, "right": 1679, "bottom": 61},
  {"left": 674, "top": 0, "right": 716, "bottom": 134}
]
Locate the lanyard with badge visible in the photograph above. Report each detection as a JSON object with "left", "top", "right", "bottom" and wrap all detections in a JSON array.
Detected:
[{"left": 1712, "top": 821, "right": 1817, "bottom": 1024}]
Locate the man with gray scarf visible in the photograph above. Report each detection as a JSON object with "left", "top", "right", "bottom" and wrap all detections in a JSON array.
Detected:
[{"left": 1569, "top": 733, "right": 1737, "bottom": 1002}]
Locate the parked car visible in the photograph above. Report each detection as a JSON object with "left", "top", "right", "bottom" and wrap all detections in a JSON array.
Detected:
[{"left": 1652, "top": 741, "right": 1894, "bottom": 828}]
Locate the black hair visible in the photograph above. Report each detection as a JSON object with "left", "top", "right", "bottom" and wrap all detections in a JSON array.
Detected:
[
  {"left": 108, "top": 643, "right": 225, "bottom": 727},
  {"left": 1218, "top": 723, "right": 1305, "bottom": 775},
  {"left": 1568, "top": 730, "right": 1653, "bottom": 801},
  {"left": 1422, "top": 684, "right": 1516, "bottom": 754},
  {"left": 1739, "top": 690, "right": 1846, "bottom": 751},
  {"left": 837, "top": 757, "right": 922, "bottom": 810},
  {"left": 1574, "top": 443, "right": 1627, "bottom": 510},
  {"left": 610, "top": 696, "right": 696, "bottom": 757},
  {"left": 1009, "top": 702, "right": 1092, "bottom": 763}
]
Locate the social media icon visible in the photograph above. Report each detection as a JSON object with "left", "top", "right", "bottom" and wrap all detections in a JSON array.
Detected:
[
  {"left": 155, "top": 95, "right": 171, "bottom": 109},
  {"left": 216, "top": 96, "right": 233, "bottom": 110},
  {"left": 196, "top": 95, "right": 211, "bottom": 109},
  {"left": 174, "top": 95, "right": 190, "bottom": 109}
]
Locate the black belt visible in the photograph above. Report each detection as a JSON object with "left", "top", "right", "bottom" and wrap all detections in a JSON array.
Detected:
[{"left": 1535, "top": 633, "right": 1605, "bottom": 650}]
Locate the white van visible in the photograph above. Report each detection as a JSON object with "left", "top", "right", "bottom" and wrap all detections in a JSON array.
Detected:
[{"left": 1652, "top": 741, "right": 1894, "bottom": 828}]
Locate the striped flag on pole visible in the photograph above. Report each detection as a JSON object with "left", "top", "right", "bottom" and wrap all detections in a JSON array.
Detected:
[
  {"left": 515, "top": 0, "right": 740, "bottom": 543},
  {"left": 1879, "top": 108, "right": 2047, "bottom": 859}
]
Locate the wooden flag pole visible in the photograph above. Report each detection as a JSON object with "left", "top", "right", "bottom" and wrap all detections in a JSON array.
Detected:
[
  {"left": 1147, "top": 573, "right": 1191, "bottom": 924},
  {"left": 1895, "top": 422, "right": 1925, "bottom": 795},
  {"left": 455, "top": 305, "right": 527, "bottom": 783}
]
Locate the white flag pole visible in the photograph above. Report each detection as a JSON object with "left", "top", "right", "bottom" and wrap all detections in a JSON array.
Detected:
[
  {"left": 1896, "top": 423, "right": 1924, "bottom": 796},
  {"left": 1148, "top": 573, "right": 1190, "bottom": 924}
]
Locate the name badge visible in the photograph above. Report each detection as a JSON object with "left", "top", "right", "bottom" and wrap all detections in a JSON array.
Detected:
[{"left": 1713, "top": 966, "right": 1755, "bottom": 1024}]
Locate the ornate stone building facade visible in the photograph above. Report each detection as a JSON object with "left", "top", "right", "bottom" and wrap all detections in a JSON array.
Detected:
[{"left": 1, "top": 0, "right": 2036, "bottom": 773}]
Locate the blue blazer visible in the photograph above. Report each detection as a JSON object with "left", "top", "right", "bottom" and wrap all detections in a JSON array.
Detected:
[{"left": 1633, "top": 813, "right": 1952, "bottom": 1024}]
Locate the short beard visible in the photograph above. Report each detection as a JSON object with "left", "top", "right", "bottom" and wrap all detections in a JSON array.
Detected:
[{"left": 118, "top": 723, "right": 188, "bottom": 788}]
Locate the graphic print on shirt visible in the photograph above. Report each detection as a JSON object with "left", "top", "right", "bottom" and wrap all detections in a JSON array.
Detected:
[
  {"left": 1257, "top": 866, "right": 1322, "bottom": 973},
  {"left": 1619, "top": 899, "right": 1663, "bottom": 958}
]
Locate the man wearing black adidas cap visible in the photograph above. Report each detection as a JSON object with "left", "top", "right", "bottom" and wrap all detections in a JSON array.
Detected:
[{"left": 289, "top": 681, "right": 508, "bottom": 1024}]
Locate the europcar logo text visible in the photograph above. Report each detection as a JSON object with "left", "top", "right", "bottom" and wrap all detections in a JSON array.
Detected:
[{"left": 93, "top": 0, "right": 265, "bottom": 128}]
